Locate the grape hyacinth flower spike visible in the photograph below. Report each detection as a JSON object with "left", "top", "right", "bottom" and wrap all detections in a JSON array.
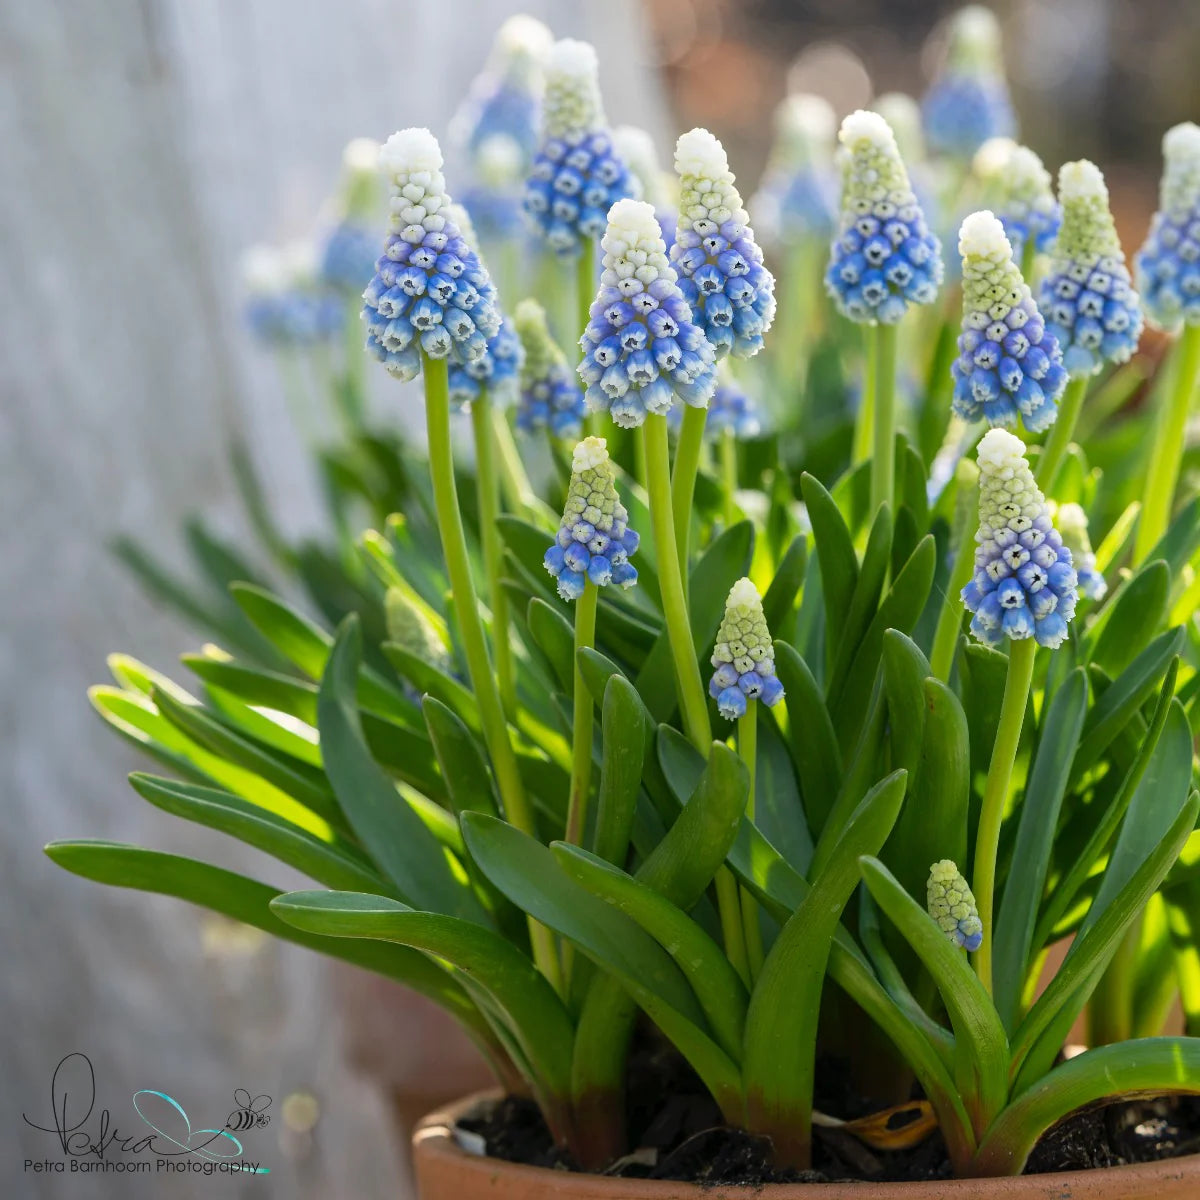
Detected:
[
  {"left": 928, "top": 860, "right": 984, "bottom": 952},
  {"left": 672, "top": 128, "right": 776, "bottom": 360},
  {"left": 320, "top": 138, "right": 385, "bottom": 295},
  {"left": 709, "top": 578, "right": 785, "bottom": 720},
  {"left": 952, "top": 211, "right": 1067, "bottom": 433},
  {"left": 1136, "top": 122, "right": 1200, "bottom": 332},
  {"left": 1040, "top": 161, "right": 1142, "bottom": 378},
  {"left": 921, "top": 5, "right": 1015, "bottom": 160},
  {"left": 752, "top": 94, "right": 837, "bottom": 246},
  {"left": 707, "top": 369, "right": 762, "bottom": 440},
  {"left": 973, "top": 139, "right": 1061, "bottom": 268},
  {"left": 524, "top": 40, "right": 633, "bottom": 258},
  {"left": 513, "top": 298, "right": 585, "bottom": 438},
  {"left": 1052, "top": 502, "right": 1107, "bottom": 601},
  {"left": 362, "top": 129, "right": 501, "bottom": 382},
  {"left": 961, "top": 427, "right": 1078, "bottom": 649},
  {"left": 827, "top": 111, "right": 943, "bottom": 325},
  {"left": 578, "top": 198, "right": 717, "bottom": 427},
  {"left": 544, "top": 437, "right": 639, "bottom": 600},
  {"left": 385, "top": 587, "right": 453, "bottom": 679},
  {"left": 243, "top": 242, "right": 341, "bottom": 347}
]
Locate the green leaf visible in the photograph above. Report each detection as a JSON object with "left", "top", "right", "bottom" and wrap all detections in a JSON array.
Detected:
[
  {"left": 859, "top": 856, "right": 1009, "bottom": 1137},
  {"left": 959, "top": 642, "right": 1008, "bottom": 778},
  {"left": 826, "top": 503, "right": 892, "bottom": 703},
  {"left": 754, "top": 715, "right": 814, "bottom": 877},
  {"left": 881, "top": 630, "right": 931, "bottom": 782},
  {"left": 993, "top": 668, "right": 1089, "bottom": 1031},
  {"left": 383, "top": 643, "right": 480, "bottom": 731},
  {"left": 800, "top": 473, "right": 858, "bottom": 679},
  {"left": 591, "top": 675, "right": 651, "bottom": 866},
  {"left": 1088, "top": 560, "right": 1170, "bottom": 676},
  {"left": 422, "top": 697, "right": 498, "bottom": 820},
  {"left": 528, "top": 598, "right": 575, "bottom": 693},
  {"left": 129, "top": 774, "right": 384, "bottom": 894},
  {"left": 761, "top": 536, "right": 806, "bottom": 639},
  {"left": 270, "top": 890, "right": 574, "bottom": 1110},
  {"left": 318, "top": 617, "right": 487, "bottom": 923}
]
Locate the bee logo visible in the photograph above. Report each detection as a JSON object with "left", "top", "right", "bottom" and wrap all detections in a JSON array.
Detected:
[{"left": 226, "top": 1089, "right": 272, "bottom": 1131}]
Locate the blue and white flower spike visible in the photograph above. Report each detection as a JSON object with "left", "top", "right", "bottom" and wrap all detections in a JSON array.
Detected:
[
  {"left": 826, "top": 111, "right": 944, "bottom": 325},
  {"left": 513, "top": 298, "right": 586, "bottom": 438},
  {"left": 961, "top": 428, "right": 1078, "bottom": 649},
  {"left": 972, "top": 139, "right": 1061, "bottom": 262},
  {"left": 709, "top": 577, "right": 785, "bottom": 721},
  {"left": 672, "top": 129, "right": 776, "bottom": 360},
  {"left": 1135, "top": 122, "right": 1200, "bottom": 332},
  {"left": 362, "top": 129, "right": 502, "bottom": 383},
  {"left": 921, "top": 6, "right": 1016, "bottom": 160},
  {"left": 706, "top": 369, "right": 762, "bottom": 441},
  {"left": 243, "top": 242, "right": 341, "bottom": 346},
  {"left": 613, "top": 125, "right": 677, "bottom": 250},
  {"left": 952, "top": 211, "right": 1068, "bottom": 431},
  {"left": 544, "top": 437, "right": 639, "bottom": 599},
  {"left": 524, "top": 40, "right": 634, "bottom": 258},
  {"left": 578, "top": 198, "right": 718, "bottom": 427},
  {"left": 320, "top": 138, "right": 385, "bottom": 295},
  {"left": 1039, "top": 161, "right": 1143, "bottom": 378},
  {"left": 751, "top": 94, "right": 837, "bottom": 247},
  {"left": 1052, "top": 502, "right": 1107, "bottom": 601},
  {"left": 927, "top": 860, "right": 984, "bottom": 952}
]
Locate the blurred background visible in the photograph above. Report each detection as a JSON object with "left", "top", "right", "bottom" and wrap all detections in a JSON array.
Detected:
[{"left": 2, "top": 1, "right": 1198, "bottom": 1197}]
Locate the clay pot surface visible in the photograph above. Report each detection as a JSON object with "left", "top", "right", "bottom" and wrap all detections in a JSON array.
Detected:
[{"left": 413, "top": 1092, "right": 1200, "bottom": 1200}]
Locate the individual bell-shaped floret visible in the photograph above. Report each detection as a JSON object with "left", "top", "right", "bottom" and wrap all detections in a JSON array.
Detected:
[
  {"left": 709, "top": 578, "right": 785, "bottom": 720},
  {"left": 1052, "top": 502, "right": 1107, "bottom": 600},
  {"left": 751, "top": 94, "right": 837, "bottom": 246},
  {"left": 961, "top": 428, "right": 1078, "bottom": 649},
  {"left": 362, "top": 129, "right": 502, "bottom": 382},
  {"left": 972, "top": 139, "right": 1061, "bottom": 261},
  {"left": 927, "top": 860, "right": 983, "bottom": 952},
  {"left": 523, "top": 40, "right": 634, "bottom": 258},
  {"left": 243, "top": 242, "right": 342, "bottom": 346},
  {"left": 543, "top": 437, "right": 639, "bottom": 599},
  {"left": 952, "top": 211, "right": 1068, "bottom": 431},
  {"left": 705, "top": 368, "right": 762, "bottom": 440},
  {"left": 578, "top": 199, "right": 718, "bottom": 427},
  {"left": 513, "top": 298, "right": 586, "bottom": 438},
  {"left": 921, "top": 6, "right": 1016, "bottom": 160},
  {"left": 320, "top": 138, "right": 385, "bottom": 295},
  {"left": 1039, "top": 161, "right": 1142, "bottom": 378},
  {"left": 385, "top": 586, "right": 453, "bottom": 677},
  {"left": 826, "top": 111, "right": 944, "bottom": 324},
  {"left": 672, "top": 129, "right": 776, "bottom": 360},
  {"left": 1135, "top": 122, "right": 1200, "bottom": 331}
]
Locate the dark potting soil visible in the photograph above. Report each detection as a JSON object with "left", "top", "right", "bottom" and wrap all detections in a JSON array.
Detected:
[{"left": 457, "top": 1041, "right": 1200, "bottom": 1186}]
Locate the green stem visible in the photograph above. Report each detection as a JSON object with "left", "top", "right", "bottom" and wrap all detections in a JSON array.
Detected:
[
  {"left": 1034, "top": 375, "right": 1088, "bottom": 493},
  {"left": 721, "top": 426, "right": 738, "bottom": 528},
  {"left": 930, "top": 482, "right": 981, "bottom": 683},
  {"left": 423, "top": 355, "right": 561, "bottom": 991},
  {"left": 470, "top": 389, "right": 515, "bottom": 718},
  {"left": 642, "top": 414, "right": 712, "bottom": 753},
  {"left": 972, "top": 635, "right": 1037, "bottom": 997},
  {"left": 341, "top": 297, "right": 367, "bottom": 432},
  {"left": 565, "top": 581, "right": 599, "bottom": 846},
  {"left": 738, "top": 705, "right": 764, "bottom": 982},
  {"left": 1136, "top": 323, "right": 1200, "bottom": 562},
  {"left": 870, "top": 322, "right": 898, "bottom": 516},
  {"left": 1020, "top": 236, "right": 1038, "bottom": 290},
  {"left": 491, "top": 402, "right": 544, "bottom": 521},
  {"left": 671, "top": 404, "right": 708, "bottom": 597},
  {"left": 852, "top": 325, "right": 876, "bottom": 466}
]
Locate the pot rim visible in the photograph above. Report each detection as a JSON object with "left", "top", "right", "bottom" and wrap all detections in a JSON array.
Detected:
[{"left": 412, "top": 1090, "right": 1200, "bottom": 1199}]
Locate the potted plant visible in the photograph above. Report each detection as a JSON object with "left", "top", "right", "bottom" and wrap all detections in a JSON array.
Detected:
[{"left": 50, "top": 10, "right": 1200, "bottom": 1197}]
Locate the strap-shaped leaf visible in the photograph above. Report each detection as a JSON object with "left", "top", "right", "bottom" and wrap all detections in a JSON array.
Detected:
[
  {"left": 754, "top": 716, "right": 813, "bottom": 877},
  {"left": 993, "top": 667, "right": 1089, "bottom": 1031},
  {"left": 761, "top": 535, "right": 806, "bottom": 638},
  {"left": 1088, "top": 560, "right": 1170, "bottom": 677},
  {"left": 423, "top": 697, "right": 498, "bottom": 819},
  {"left": 318, "top": 617, "right": 488, "bottom": 924},
  {"left": 528, "top": 598, "right": 575, "bottom": 693},
  {"left": 270, "top": 891, "right": 574, "bottom": 1108},
  {"left": 741, "top": 772, "right": 908, "bottom": 1167},
  {"left": 859, "top": 856, "right": 1010, "bottom": 1138},
  {"left": 826, "top": 502, "right": 892, "bottom": 703},
  {"left": 129, "top": 774, "right": 386, "bottom": 895},
  {"left": 591, "top": 675, "right": 651, "bottom": 867},
  {"left": 800, "top": 473, "right": 858, "bottom": 680},
  {"left": 383, "top": 643, "right": 480, "bottom": 732}
]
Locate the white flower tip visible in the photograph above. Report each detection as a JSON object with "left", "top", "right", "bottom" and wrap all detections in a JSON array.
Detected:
[
  {"left": 343, "top": 137, "right": 381, "bottom": 174},
  {"left": 839, "top": 110, "right": 897, "bottom": 154},
  {"left": 778, "top": 93, "right": 835, "bottom": 142},
  {"left": 607, "top": 197, "right": 662, "bottom": 242},
  {"left": 972, "top": 136, "right": 1015, "bottom": 176},
  {"left": 547, "top": 38, "right": 598, "bottom": 81},
  {"left": 380, "top": 128, "right": 442, "bottom": 176},
  {"left": 953, "top": 5, "right": 1002, "bottom": 47},
  {"left": 675, "top": 127, "right": 728, "bottom": 178},
  {"left": 572, "top": 436, "right": 609, "bottom": 473},
  {"left": 1164, "top": 121, "right": 1200, "bottom": 164},
  {"left": 959, "top": 209, "right": 1011, "bottom": 259},
  {"left": 872, "top": 92, "right": 921, "bottom": 136},
  {"left": 977, "top": 426, "right": 1028, "bottom": 470},
  {"left": 1055, "top": 501, "right": 1087, "bottom": 528},
  {"left": 497, "top": 14, "right": 552, "bottom": 59},
  {"left": 614, "top": 125, "right": 658, "bottom": 166},
  {"left": 1058, "top": 159, "right": 1107, "bottom": 204},
  {"left": 727, "top": 576, "right": 761, "bottom": 611},
  {"left": 241, "top": 244, "right": 283, "bottom": 292},
  {"left": 513, "top": 296, "right": 543, "bottom": 323}
]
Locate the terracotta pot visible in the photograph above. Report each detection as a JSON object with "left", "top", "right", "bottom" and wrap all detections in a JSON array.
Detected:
[{"left": 413, "top": 1092, "right": 1200, "bottom": 1200}]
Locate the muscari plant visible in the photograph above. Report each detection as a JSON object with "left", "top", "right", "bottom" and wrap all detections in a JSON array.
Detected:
[{"left": 47, "top": 10, "right": 1200, "bottom": 1186}]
